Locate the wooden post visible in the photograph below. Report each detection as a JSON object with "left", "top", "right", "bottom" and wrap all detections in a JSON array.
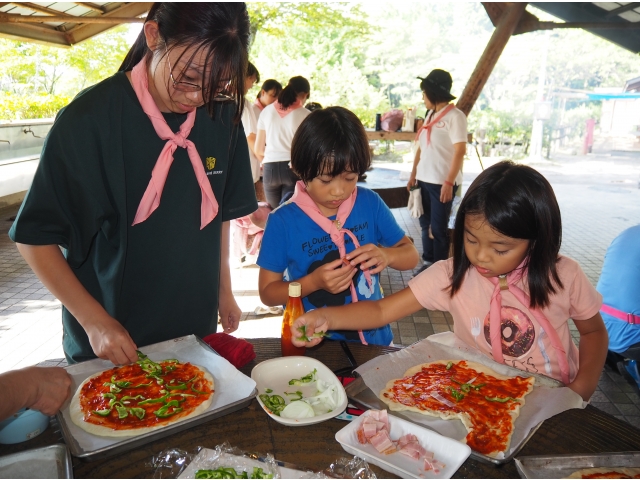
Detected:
[{"left": 456, "top": 2, "right": 527, "bottom": 116}]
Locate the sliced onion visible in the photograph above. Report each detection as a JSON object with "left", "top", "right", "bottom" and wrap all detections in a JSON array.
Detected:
[
  {"left": 466, "top": 376, "right": 477, "bottom": 385},
  {"left": 430, "top": 391, "right": 455, "bottom": 408},
  {"left": 280, "top": 400, "right": 315, "bottom": 419}
]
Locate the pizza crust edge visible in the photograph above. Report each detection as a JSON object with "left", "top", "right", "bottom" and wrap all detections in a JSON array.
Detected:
[{"left": 69, "top": 364, "right": 214, "bottom": 438}]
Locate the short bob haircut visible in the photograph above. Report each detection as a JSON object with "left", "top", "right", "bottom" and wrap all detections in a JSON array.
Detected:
[
  {"left": 119, "top": 2, "right": 249, "bottom": 121},
  {"left": 291, "top": 106, "right": 370, "bottom": 183},
  {"left": 449, "top": 160, "right": 563, "bottom": 309}
]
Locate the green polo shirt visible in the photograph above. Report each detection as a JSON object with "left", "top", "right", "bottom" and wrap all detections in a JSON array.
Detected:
[{"left": 9, "top": 72, "right": 257, "bottom": 363}]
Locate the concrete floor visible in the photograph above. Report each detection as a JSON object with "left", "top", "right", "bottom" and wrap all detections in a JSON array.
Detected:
[{"left": 1, "top": 152, "right": 640, "bottom": 427}]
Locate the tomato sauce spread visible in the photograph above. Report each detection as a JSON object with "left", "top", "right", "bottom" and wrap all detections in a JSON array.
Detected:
[
  {"left": 382, "top": 361, "right": 533, "bottom": 455},
  {"left": 79, "top": 359, "right": 213, "bottom": 431}
]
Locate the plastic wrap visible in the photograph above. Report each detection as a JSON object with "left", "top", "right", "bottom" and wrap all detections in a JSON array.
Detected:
[{"left": 149, "top": 443, "right": 377, "bottom": 479}]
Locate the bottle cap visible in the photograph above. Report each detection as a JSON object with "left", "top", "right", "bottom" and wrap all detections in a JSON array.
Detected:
[{"left": 288, "top": 282, "right": 301, "bottom": 297}]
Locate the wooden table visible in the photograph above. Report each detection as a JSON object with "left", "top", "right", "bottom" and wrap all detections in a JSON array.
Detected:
[
  {"left": 366, "top": 131, "right": 417, "bottom": 142},
  {"left": 4, "top": 338, "right": 640, "bottom": 478}
]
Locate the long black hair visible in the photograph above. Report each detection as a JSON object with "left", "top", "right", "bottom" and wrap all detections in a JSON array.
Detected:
[
  {"left": 119, "top": 3, "right": 249, "bottom": 121},
  {"left": 449, "top": 161, "right": 563, "bottom": 309},
  {"left": 278, "top": 76, "right": 310, "bottom": 109},
  {"left": 291, "top": 106, "right": 370, "bottom": 183},
  {"left": 257, "top": 79, "right": 283, "bottom": 99}
]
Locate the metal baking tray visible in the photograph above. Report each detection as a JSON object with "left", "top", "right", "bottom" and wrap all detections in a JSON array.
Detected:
[
  {"left": 515, "top": 452, "right": 640, "bottom": 478},
  {"left": 345, "top": 375, "right": 543, "bottom": 466},
  {"left": 56, "top": 335, "right": 257, "bottom": 462},
  {"left": 0, "top": 444, "right": 73, "bottom": 478}
]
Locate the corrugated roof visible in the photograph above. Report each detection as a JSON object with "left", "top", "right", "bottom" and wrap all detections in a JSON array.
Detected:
[
  {"left": 531, "top": 2, "right": 640, "bottom": 54},
  {"left": 0, "top": 2, "right": 151, "bottom": 47}
]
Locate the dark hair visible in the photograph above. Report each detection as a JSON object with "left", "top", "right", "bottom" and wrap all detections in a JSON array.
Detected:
[
  {"left": 257, "top": 79, "right": 283, "bottom": 99},
  {"left": 291, "top": 106, "right": 370, "bottom": 183},
  {"left": 421, "top": 87, "right": 453, "bottom": 107},
  {"left": 247, "top": 61, "right": 260, "bottom": 83},
  {"left": 278, "top": 76, "right": 310, "bottom": 109},
  {"left": 449, "top": 160, "right": 563, "bottom": 309},
  {"left": 119, "top": 3, "right": 249, "bottom": 120},
  {"left": 305, "top": 102, "right": 323, "bottom": 112}
]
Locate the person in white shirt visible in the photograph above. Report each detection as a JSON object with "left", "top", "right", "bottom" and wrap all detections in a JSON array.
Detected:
[
  {"left": 255, "top": 76, "right": 311, "bottom": 209},
  {"left": 407, "top": 69, "right": 467, "bottom": 274},
  {"left": 241, "top": 62, "right": 264, "bottom": 201}
]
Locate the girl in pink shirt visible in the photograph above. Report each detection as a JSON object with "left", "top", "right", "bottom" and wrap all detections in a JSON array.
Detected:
[{"left": 291, "top": 161, "right": 608, "bottom": 400}]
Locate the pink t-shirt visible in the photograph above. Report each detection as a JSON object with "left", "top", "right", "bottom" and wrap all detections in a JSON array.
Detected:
[{"left": 408, "top": 256, "right": 602, "bottom": 383}]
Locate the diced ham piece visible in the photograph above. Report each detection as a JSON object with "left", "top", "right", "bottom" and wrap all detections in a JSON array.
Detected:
[
  {"left": 397, "top": 434, "right": 419, "bottom": 447},
  {"left": 370, "top": 430, "right": 395, "bottom": 453},
  {"left": 399, "top": 442, "right": 427, "bottom": 460},
  {"left": 357, "top": 410, "right": 445, "bottom": 472},
  {"left": 362, "top": 422, "right": 377, "bottom": 439}
]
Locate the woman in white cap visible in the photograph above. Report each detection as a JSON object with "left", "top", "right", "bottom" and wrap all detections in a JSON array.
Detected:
[{"left": 408, "top": 69, "right": 467, "bottom": 274}]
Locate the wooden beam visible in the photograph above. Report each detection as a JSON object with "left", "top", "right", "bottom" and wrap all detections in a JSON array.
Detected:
[
  {"left": 538, "top": 21, "right": 640, "bottom": 30},
  {"left": 0, "top": 21, "right": 70, "bottom": 46},
  {"left": 0, "top": 12, "right": 145, "bottom": 24},
  {"left": 605, "top": 2, "right": 640, "bottom": 18},
  {"left": 457, "top": 3, "right": 527, "bottom": 116},
  {"left": 9, "top": 2, "right": 72, "bottom": 17},
  {"left": 66, "top": 2, "right": 151, "bottom": 44},
  {"left": 74, "top": 2, "right": 105, "bottom": 13}
]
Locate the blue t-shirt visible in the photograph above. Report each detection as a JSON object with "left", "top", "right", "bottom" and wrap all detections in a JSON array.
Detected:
[
  {"left": 596, "top": 224, "right": 640, "bottom": 353},
  {"left": 257, "top": 187, "right": 405, "bottom": 345}
]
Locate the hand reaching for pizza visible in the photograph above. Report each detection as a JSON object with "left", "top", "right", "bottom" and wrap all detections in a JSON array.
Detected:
[
  {"left": 86, "top": 315, "right": 138, "bottom": 365},
  {"left": 291, "top": 309, "right": 330, "bottom": 347}
]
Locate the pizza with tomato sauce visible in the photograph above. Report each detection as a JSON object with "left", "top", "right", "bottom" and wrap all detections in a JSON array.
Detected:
[
  {"left": 70, "top": 352, "right": 214, "bottom": 437},
  {"left": 379, "top": 360, "right": 535, "bottom": 458},
  {"left": 566, "top": 467, "right": 640, "bottom": 479}
]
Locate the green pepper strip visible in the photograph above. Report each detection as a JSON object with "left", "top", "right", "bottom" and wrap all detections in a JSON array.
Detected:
[
  {"left": 446, "top": 361, "right": 453, "bottom": 370},
  {"left": 485, "top": 396, "right": 521, "bottom": 403},
  {"left": 288, "top": 369, "right": 317, "bottom": 386},
  {"left": 191, "top": 383, "right": 208, "bottom": 395},
  {"left": 93, "top": 408, "right": 112, "bottom": 416},
  {"left": 129, "top": 407, "right": 145, "bottom": 420},
  {"left": 138, "top": 394, "right": 169, "bottom": 405},
  {"left": 115, "top": 404, "right": 129, "bottom": 419},
  {"left": 460, "top": 383, "right": 471, "bottom": 393},
  {"left": 166, "top": 383, "right": 187, "bottom": 390},
  {"left": 448, "top": 386, "right": 465, "bottom": 401}
]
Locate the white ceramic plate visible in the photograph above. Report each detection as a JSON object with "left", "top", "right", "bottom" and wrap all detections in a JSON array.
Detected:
[
  {"left": 178, "top": 450, "right": 308, "bottom": 479},
  {"left": 251, "top": 356, "right": 347, "bottom": 426},
  {"left": 335, "top": 410, "right": 471, "bottom": 479}
]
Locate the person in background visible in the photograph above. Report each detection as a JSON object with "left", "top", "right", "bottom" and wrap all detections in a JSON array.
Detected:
[
  {"left": 305, "top": 102, "right": 323, "bottom": 112},
  {"left": 9, "top": 3, "right": 256, "bottom": 365},
  {"left": 253, "top": 78, "right": 282, "bottom": 113},
  {"left": 408, "top": 69, "right": 467, "bottom": 275},
  {"left": 241, "top": 62, "right": 265, "bottom": 202},
  {"left": 0, "top": 366, "right": 72, "bottom": 421},
  {"left": 255, "top": 76, "right": 311, "bottom": 209},
  {"left": 292, "top": 161, "right": 608, "bottom": 401},
  {"left": 598, "top": 224, "right": 640, "bottom": 393},
  {"left": 258, "top": 107, "right": 419, "bottom": 346}
]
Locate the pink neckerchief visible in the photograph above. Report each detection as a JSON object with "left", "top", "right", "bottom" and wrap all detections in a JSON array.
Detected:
[
  {"left": 290, "top": 181, "right": 373, "bottom": 345},
  {"left": 253, "top": 98, "right": 265, "bottom": 112},
  {"left": 274, "top": 99, "right": 303, "bottom": 118},
  {"left": 485, "top": 261, "right": 570, "bottom": 384},
  {"left": 130, "top": 59, "right": 218, "bottom": 230},
  {"left": 415, "top": 103, "right": 455, "bottom": 145}
]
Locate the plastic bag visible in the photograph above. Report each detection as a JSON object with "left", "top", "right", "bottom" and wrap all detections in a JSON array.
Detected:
[
  {"left": 401, "top": 107, "right": 416, "bottom": 133},
  {"left": 407, "top": 187, "right": 423, "bottom": 218},
  {"left": 448, "top": 194, "right": 462, "bottom": 229},
  {"left": 380, "top": 109, "right": 404, "bottom": 132},
  {"left": 149, "top": 443, "right": 376, "bottom": 479}
]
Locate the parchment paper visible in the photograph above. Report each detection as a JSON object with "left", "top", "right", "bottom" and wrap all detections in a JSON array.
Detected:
[
  {"left": 355, "top": 332, "right": 586, "bottom": 459},
  {"left": 59, "top": 335, "right": 256, "bottom": 453}
]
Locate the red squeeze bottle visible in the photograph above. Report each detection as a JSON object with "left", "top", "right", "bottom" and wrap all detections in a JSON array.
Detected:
[{"left": 281, "top": 282, "right": 306, "bottom": 357}]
